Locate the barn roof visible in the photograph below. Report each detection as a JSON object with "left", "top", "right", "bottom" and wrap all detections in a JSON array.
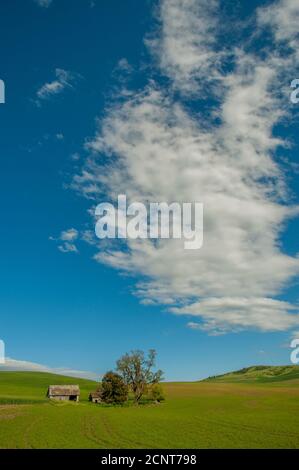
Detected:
[
  {"left": 48, "top": 385, "right": 80, "bottom": 396},
  {"left": 89, "top": 391, "right": 101, "bottom": 398}
]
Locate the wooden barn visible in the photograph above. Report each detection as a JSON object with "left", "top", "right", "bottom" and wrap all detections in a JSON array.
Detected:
[
  {"left": 47, "top": 385, "right": 80, "bottom": 402},
  {"left": 89, "top": 391, "right": 102, "bottom": 403}
]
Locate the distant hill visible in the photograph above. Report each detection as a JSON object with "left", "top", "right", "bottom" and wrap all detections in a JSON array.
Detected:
[
  {"left": 0, "top": 371, "right": 98, "bottom": 404},
  {"left": 203, "top": 365, "right": 299, "bottom": 383}
]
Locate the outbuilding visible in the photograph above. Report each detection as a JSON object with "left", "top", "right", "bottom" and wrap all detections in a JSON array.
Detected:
[
  {"left": 89, "top": 391, "right": 102, "bottom": 403},
  {"left": 47, "top": 385, "right": 80, "bottom": 402}
]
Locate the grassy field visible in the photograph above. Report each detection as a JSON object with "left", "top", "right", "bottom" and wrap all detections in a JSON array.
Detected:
[
  {"left": 1, "top": 369, "right": 299, "bottom": 448},
  {"left": 204, "top": 365, "right": 299, "bottom": 383}
]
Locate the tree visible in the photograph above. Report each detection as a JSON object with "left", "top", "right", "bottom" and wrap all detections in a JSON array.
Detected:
[
  {"left": 148, "top": 383, "right": 165, "bottom": 403},
  {"left": 101, "top": 371, "right": 128, "bottom": 404},
  {"left": 116, "top": 349, "right": 163, "bottom": 403}
]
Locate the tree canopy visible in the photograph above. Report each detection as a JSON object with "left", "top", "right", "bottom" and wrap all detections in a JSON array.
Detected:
[
  {"left": 116, "top": 349, "right": 163, "bottom": 403},
  {"left": 101, "top": 371, "right": 128, "bottom": 404}
]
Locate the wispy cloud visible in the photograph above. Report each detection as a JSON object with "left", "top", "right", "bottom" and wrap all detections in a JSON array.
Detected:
[
  {"left": 36, "top": 69, "right": 75, "bottom": 103},
  {"left": 0, "top": 357, "right": 98, "bottom": 380},
  {"left": 183, "top": 298, "right": 299, "bottom": 335},
  {"left": 50, "top": 228, "right": 79, "bottom": 253},
  {"left": 74, "top": 0, "right": 299, "bottom": 334},
  {"left": 34, "top": 0, "right": 53, "bottom": 8},
  {"left": 58, "top": 242, "right": 78, "bottom": 253},
  {"left": 60, "top": 228, "right": 78, "bottom": 241},
  {"left": 147, "top": 0, "right": 222, "bottom": 94},
  {"left": 257, "top": 0, "right": 299, "bottom": 47}
]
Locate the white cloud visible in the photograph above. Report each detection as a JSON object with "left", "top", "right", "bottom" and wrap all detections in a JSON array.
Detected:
[
  {"left": 36, "top": 69, "right": 74, "bottom": 102},
  {"left": 148, "top": 0, "right": 222, "bottom": 94},
  {"left": 50, "top": 228, "right": 79, "bottom": 253},
  {"left": 60, "top": 228, "right": 78, "bottom": 241},
  {"left": 81, "top": 230, "right": 97, "bottom": 246},
  {"left": 117, "top": 58, "right": 132, "bottom": 73},
  {"left": 34, "top": 0, "right": 53, "bottom": 7},
  {"left": 0, "top": 357, "right": 98, "bottom": 380},
  {"left": 257, "top": 0, "right": 299, "bottom": 46},
  {"left": 71, "top": 152, "right": 80, "bottom": 161},
  {"left": 180, "top": 298, "right": 299, "bottom": 335},
  {"left": 74, "top": 0, "right": 299, "bottom": 334},
  {"left": 58, "top": 242, "right": 78, "bottom": 253}
]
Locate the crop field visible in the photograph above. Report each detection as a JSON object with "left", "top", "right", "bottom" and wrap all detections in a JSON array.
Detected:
[{"left": 0, "top": 369, "right": 299, "bottom": 448}]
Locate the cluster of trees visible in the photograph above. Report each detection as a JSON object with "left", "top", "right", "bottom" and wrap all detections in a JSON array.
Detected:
[{"left": 97, "top": 349, "right": 165, "bottom": 405}]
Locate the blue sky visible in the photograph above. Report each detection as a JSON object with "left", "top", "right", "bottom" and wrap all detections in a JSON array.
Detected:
[{"left": 0, "top": 0, "right": 299, "bottom": 381}]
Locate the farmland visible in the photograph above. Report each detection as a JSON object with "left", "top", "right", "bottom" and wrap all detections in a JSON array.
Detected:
[{"left": 0, "top": 369, "right": 299, "bottom": 448}]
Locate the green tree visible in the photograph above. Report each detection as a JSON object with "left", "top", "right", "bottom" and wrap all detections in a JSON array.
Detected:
[
  {"left": 101, "top": 371, "right": 128, "bottom": 404},
  {"left": 148, "top": 383, "right": 165, "bottom": 403},
  {"left": 116, "top": 349, "right": 163, "bottom": 403}
]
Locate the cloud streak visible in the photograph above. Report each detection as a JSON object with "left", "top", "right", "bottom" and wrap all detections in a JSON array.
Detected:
[
  {"left": 0, "top": 357, "right": 98, "bottom": 380},
  {"left": 34, "top": 0, "right": 53, "bottom": 8},
  {"left": 50, "top": 228, "right": 79, "bottom": 253},
  {"left": 36, "top": 69, "right": 75, "bottom": 102}
]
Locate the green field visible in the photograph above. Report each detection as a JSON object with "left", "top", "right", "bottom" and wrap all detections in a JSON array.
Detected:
[
  {"left": 1, "top": 368, "right": 299, "bottom": 448},
  {"left": 204, "top": 365, "right": 299, "bottom": 383}
]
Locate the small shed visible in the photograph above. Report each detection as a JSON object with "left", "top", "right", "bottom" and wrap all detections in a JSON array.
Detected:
[
  {"left": 47, "top": 385, "right": 80, "bottom": 402},
  {"left": 89, "top": 391, "right": 102, "bottom": 403}
]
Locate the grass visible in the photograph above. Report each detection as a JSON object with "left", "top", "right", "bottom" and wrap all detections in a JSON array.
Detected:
[
  {"left": 203, "top": 365, "right": 299, "bottom": 383},
  {"left": 0, "top": 369, "right": 299, "bottom": 448},
  {"left": 0, "top": 372, "right": 97, "bottom": 404}
]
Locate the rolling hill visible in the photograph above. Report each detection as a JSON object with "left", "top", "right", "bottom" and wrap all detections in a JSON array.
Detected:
[
  {"left": 0, "top": 371, "right": 98, "bottom": 404},
  {"left": 203, "top": 365, "right": 299, "bottom": 383}
]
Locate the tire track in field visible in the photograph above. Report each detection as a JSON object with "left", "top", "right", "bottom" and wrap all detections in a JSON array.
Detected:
[
  {"left": 0, "top": 406, "right": 25, "bottom": 421},
  {"left": 81, "top": 411, "right": 146, "bottom": 448},
  {"left": 100, "top": 412, "right": 146, "bottom": 448},
  {"left": 22, "top": 417, "right": 43, "bottom": 449},
  {"left": 81, "top": 414, "right": 114, "bottom": 448},
  {"left": 190, "top": 414, "right": 299, "bottom": 441}
]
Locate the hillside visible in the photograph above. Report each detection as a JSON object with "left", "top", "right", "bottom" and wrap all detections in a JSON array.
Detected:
[
  {"left": 203, "top": 365, "right": 299, "bottom": 383},
  {"left": 0, "top": 371, "right": 98, "bottom": 404}
]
